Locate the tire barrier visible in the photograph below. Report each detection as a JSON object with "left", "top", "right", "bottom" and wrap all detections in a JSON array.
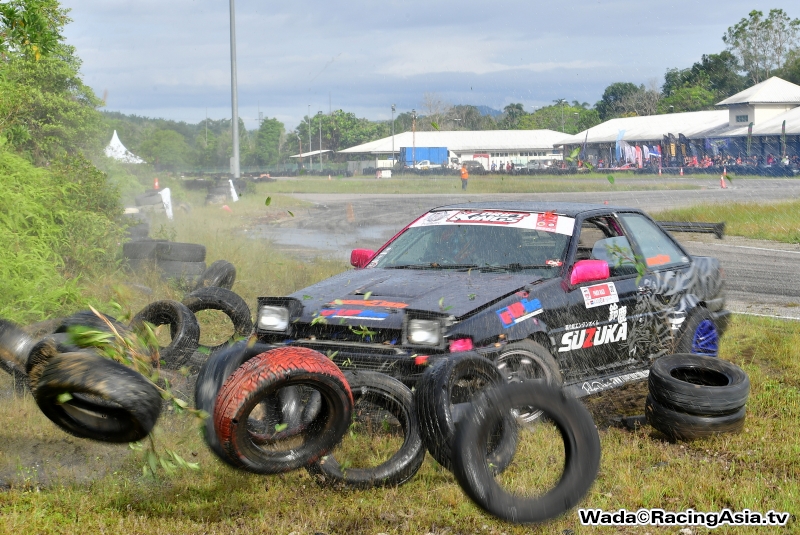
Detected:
[
  {"left": 212, "top": 347, "right": 353, "bottom": 474},
  {"left": 54, "top": 310, "right": 129, "bottom": 337},
  {"left": 646, "top": 353, "right": 749, "bottom": 440},
  {"left": 122, "top": 240, "right": 210, "bottom": 289},
  {"left": 181, "top": 287, "right": 252, "bottom": 355},
  {"left": 307, "top": 370, "right": 425, "bottom": 489},
  {"left": 0, "top": 319, "right": 38, "bottom": 394},
  {"left": 26, "top": 334, "right": 78, "bottom": 392},
  {"left": 195, "top": 260, "right": 237, "bottom": 291},
  {"left": 130, "top": 300, "right": 201, "bottom": 369},
  {"left": 33, "top": 350, "right": 162, "bottom": 443},
  {"left": 452, "top": 381, "right": 602, "bottom": 524},
  {"left": 414, "top": 354, "right": 517, "bottom": 472}
]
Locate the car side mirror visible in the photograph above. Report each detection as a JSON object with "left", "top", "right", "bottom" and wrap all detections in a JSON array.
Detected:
[
  {"left": 570, "top": 259, "right": 610, "bottom": 285},
  {"left": 350, "top": 248, "right": 375, "bottom": 268}
]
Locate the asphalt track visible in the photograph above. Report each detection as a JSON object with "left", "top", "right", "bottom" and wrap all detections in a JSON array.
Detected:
[{"left": 255, "top": 177, "right": 800, "bottom": 320}]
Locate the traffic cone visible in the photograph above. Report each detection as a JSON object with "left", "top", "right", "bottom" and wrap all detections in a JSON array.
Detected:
[
  {"left": 658, "top": 167, "right": 662, "bottom": 176},
  {"left": 154, "top": 177, "right": 159, "bottom": 190},
  {"left": 723, "top": 166, "right": 727, "bottom": 177},
  {"left": 720, "top": 175, "right": 727, "bottom": 189},
  {"left": 680, "top": 167, "right": 684, "bottom": 176},
  {"left": 328, "top": 174, "right": 332, "bottom": 181}
]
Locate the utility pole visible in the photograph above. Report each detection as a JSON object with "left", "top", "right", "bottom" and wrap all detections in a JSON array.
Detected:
[
  {"left": 391, "top": 104, "right": 396, "bottom": 166},
  {"left": 558, "top": 98, "right": 566, "bottom": 133},
  {"left": 229, "top": 0, "right": 240, "bottom": 178},
  {"left": 308, "top": 104, "right": 312, "bottom": 171},
  {"left": 318, "top": 111, "right": 323, "bottom": 169},
  {"left": 412, "top": 109, "right": 417, "bottom": 168}
]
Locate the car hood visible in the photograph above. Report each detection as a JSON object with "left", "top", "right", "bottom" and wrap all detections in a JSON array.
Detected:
[{"left": 288, "top": 268, "right": 543, "bottom": 326}]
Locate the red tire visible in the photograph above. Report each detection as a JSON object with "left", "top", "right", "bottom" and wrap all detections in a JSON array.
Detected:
[{"left": 213, "top": 347, "right": 353, "bottom": 474}]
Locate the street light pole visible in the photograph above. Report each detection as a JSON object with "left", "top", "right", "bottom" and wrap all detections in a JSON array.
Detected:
[
  {"left": 229, "top": 0, "right": 240, "bottom": 178},
  {"left": 391, "top": 104, "right": 395, "bottom": 166},
  {"left": 558, "top": 98, "right": 566, "bottom": 133},
  {"left": 411, "top": 109, "right": 417, "bottom": 168},
  {"left": 307, "top": 104, "right": 311, "bottom": 171},
  {"left": 318, "top": 111, "right": 322, "bottom": 169}
]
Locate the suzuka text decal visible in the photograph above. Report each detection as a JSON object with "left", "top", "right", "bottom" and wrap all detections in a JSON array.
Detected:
[
  {"left": 496, "top": 298, "right": 543, "bottom": 328},
  {"left": 581, "top": 282, "right": 619, "bottom": 308},
  {"left": 559, "top": 305, "right": 628, "bottom": 352},
  {"left": 320, "top": 309, "right": 389, "bottom": 321}
]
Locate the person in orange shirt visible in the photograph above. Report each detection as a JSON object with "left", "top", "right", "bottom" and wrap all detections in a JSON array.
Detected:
[{"left": 460, "top": 164, "right": 469, "bottom": 190}]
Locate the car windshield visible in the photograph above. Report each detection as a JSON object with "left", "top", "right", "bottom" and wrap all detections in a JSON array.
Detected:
[{"left": 371, "top": 224, "right": 570, "bottom": 276}]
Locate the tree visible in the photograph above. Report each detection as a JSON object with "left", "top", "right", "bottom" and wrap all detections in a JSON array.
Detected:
[
  {"left": 658, "top": 84, "right": 717, "bottom": 113},
  {"left": 616, "top": 80, "right": 662, "bottom": 117},
  {"left": 0, "top": 0, "right": 67, "bottom": 60},
  {"left": 138, "top": 129, "right": 192, "bottom": 171},
  {"left": 501, "top": 103, "right": 526, "bottom": 129},
  {"left": 252, "top": 117, "right": 283, "bottom": 166},
  {"left": 595, "top": 82, "right": 640, "bottom": 120},
  {"left": 517, "top": 104, "right": 600, "bottom": 134},
  {"left": 723, "top": 9, "right": 800, "bottom": 84},
  {"left": 779, "top": 53, "right": 800, "bottom": 84}
]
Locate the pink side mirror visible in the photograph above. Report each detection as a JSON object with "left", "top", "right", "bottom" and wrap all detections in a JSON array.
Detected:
[
  {"left": 570, "top": 259, "right": 610, "bottom": 285},
  {"left": 350, "top": 249, "right": 375, "bottom": 268}
]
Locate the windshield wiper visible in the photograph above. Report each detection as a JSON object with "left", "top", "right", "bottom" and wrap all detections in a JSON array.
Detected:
[
  {"left": 385, "top": 263, "right": 479, "bottom": 270},
  {"left": 478, "top": 263, "right": 556, "bottom": 272}
]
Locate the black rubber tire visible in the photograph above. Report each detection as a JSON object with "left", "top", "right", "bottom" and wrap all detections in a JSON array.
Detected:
[
  {"left": 135, "top": 192, "right": 162, "bottom": 206},
  {"left": 54, "top": 311, "right": 129, "bottom": 336},
  {"left": 205, "top": 194, "right": 226, "bottom": 205},
  {"left": 414, "top": 354, "right": 517, "bottom": 472},
  {"left": 452, "top": 381, "right": 602, "bottom": 524},
  {"left": 194, "top": 341, "right": 275, "bottom": 468},
  {"left": 123, "top": 240, "right": 167, "bottom": 260},
  {"left": 26, "top": 334, "right": 78, "bottom": 391},
  {"left": 126, "top": 223, "right": 150, "bottom": 240},
  {"left": 209, "top": 186, "right": 230, "bottom": 195},
  {"left": 130, "top": 300, "right": 201, "bottom": 369},
  {"left": 648, "top": 354, "right": 749, "bottom": 416},
  {"left": 645, "top": 394, "right": 746, "bottom": 441},
  {"left": 0, "top": 319, "right": 37, "bottom": 394},
  {"left": 33, "top": 351, "right": 161, "bottom": 443},
  {"left": 675, "top": 308, "right": 720, "bottom": 356},
  {"left": 125, "top": 258, "right": 157, "bottom": 273},
  {"left": 195, "top": 260, "right": 237, "bottom": 291},
  {"left": 157, "top": 260, "right": 207, "bottom": 278},
  {"left": 306, "top": 370, "right": 425, "bottom": 489},
  {"left": 213, "top": 347, "right": 353, "bottom": 474},
  {"left": 181, "top": 287, "right": 253, "bottom": 354},
  {"left": 155, "top": 242, "right": 207, "bottom": 263}
]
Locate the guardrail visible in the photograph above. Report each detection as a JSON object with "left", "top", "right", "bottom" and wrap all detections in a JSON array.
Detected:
[{"left": 656, "top": 221, "right": 726, "bottom": 239}]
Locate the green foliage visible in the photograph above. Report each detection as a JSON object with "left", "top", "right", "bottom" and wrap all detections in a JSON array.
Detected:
[
  {"left": 517, "top": 104, "right": 600, "bottom": 134},
  {"left": 663, "top": 52, "right": 747, "bottom": 101},
  {"left": 723, "top": 9, "right": 800, "bottom": 84},
  {"left": 0, "top": 149, "right": 123, "bottom": 322},
  {"left": 252, "top": 117, "right": 283, "bottom": 166},
  {"left": 657, "top": 84, "right": 717, "bottom": 113},
  {"left": 138, "top": 129, "right": 193, "bottom": 171},
  {"left": 594, "top": 82, "right": 640, "bottom": 120},
  {"left": 0, "top": 0, "right": 67, "bottom": 60}
]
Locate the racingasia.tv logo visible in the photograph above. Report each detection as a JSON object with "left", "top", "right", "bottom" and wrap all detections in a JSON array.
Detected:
[{"left": 558, "top": 322, "right": 628, "bottom": 352}]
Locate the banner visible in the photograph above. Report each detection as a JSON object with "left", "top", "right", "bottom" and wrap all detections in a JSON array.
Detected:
[
  {"left": 747, "top": 122, "right": 753, "bottom": 157},
  {"left": 782, "top": 120, "right": 787, "bottom": 157}
]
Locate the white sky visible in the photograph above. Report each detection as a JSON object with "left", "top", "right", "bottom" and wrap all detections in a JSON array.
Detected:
[{"left": 60, "top": 0, "right": 793, "bottom": 131}]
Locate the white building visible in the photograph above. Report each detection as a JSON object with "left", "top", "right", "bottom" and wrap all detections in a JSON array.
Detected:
[{"left": 339, "top": 129, "right": 567, "bottom": 172}]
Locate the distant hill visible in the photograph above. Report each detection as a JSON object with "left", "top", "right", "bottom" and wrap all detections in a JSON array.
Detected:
[{"left": 474, "top": 105, "right": 502, "bottom": 117}]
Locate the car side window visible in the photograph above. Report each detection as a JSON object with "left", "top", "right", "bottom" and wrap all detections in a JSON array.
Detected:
[
  {"left": 618, "top": 213, "right": 689, "bottom": 269},
  {"left": 575, "top": 217, "right": 638, "bottom": 277}
]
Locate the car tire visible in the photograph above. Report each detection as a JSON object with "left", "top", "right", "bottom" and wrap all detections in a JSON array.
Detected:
[
  {"left": 130, "top": 300, "right": 201, "bottom": 369},
  {"left": 306, "top": 370, "right": 425, "bottom": 489},
  {"left": 155, "top": 242, "right": 207, "bottom": 263},
  {"left": 645, "top": 394, "right": 746, "bottom": 441},
  {"left": 194, "top": 341, "right": 275, "bottom": 468},
  {"left": 415, "top": 354, "right": 517, "bottom": 472},
  {"left": 33, "top": 351, "right": 162, "bottom": 443},
  {"left": 26, "top": 334, "right": 79, "bottom": 391},
  {"left": 54, "top": 310, "right": 129, "bottom": 337},
  {"left": 452, "top": 381, "right": 601, "bottom": 524},
  {"left": 676, "top": 308, "right": 720, "bottom": 356},
  {"left": 122, "top": 239, "right": 168, "bottom": 260},
  {"left": 195, "top": 260, "right": 237, "bottom": 291},
  {"left": 205, "top": 194, "right": 227, "bottom": 205},
  {"left": 181, "top": 287, "right": 252, "bottom": 354},
  {"left": 135, "top": 192, "right": 162, "bottom": 206},
  {"left": 0, "top": 319, "right": 37, "bottom": 394},
  {"left": 213, "top": 347, "right": 353, "bottom": 474},
  {"left": 648, "top": 354, "right": 749, "bottom": 416}
]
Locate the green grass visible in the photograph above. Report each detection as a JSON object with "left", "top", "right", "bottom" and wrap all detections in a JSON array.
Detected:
[
  {"left": 1, "top": 315, "right": 797, "bottom": 534},
  {"left": 253, "top": 175, "right": 700, "bottom": 195},
  {"left": 652, "top": 199, "right": 800, "bottom": 243}
]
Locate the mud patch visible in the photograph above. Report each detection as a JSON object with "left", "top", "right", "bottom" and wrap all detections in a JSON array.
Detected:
[{"left": 582, "top": 380, "right": 649, "bottom": 428}]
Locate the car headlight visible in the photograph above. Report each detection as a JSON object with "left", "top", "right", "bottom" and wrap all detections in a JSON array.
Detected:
[
  {"left": 407, "top": 319, "right": 441, "bottom": 346},
  {"left": 258, "top": 306, "right": 290, "bottom": 332}
]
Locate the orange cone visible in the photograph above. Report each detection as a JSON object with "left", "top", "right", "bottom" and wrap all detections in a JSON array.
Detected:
[
  {"left": 154, "top": 177, "right": 159, "bottom": 190},
  {"left": 723, "top": 166, "right": 727, "bottom": 177},
  {"left": 680, "top": 167, "right": 683, "bottom": 176},
  {"left": 328, "top": 174, "right": 332, "bottom": 181},
  {"left": 658, "top": 167, "right": 662, "bottom": 176},
  {"left": 221, "top": 205, "right": 232, "bottom": 212},
  {"left": 720, "top": 175, "right": 727, "bottom": 189}
]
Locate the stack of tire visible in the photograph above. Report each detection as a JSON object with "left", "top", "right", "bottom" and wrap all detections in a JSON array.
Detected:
[
  {"left": 645, "top": 353, "right": 750, "bottom": 441},
  {"left": 122, "top": 240, "right": 207, "bottom": 289},
  {"left": 124, "top": 211, "right": 150, "bottom": 240},
  {"left": 135, "top": 189, "right": 166, "bottom": 214}
]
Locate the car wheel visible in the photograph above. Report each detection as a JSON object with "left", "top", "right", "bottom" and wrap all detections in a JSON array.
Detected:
[
  {"left": 676, "top": 308, "right": 719, "bottom": 356},
  {"left": 452, "top": 381, "right": 601, "bottom": 524},
  {"left": 306, "top": 370, "right": 425, "bottom": 489},
  {"left": 494, "top": 340, "right": 562, "bottom": 423}
]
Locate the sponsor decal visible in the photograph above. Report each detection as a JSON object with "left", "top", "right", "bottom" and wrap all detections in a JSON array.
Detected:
[
  {"left": 558, "top": 322, "right": 628, "bottom": 352},
  {"left": 546, "top": 259, "right": 563, "bottom": 267},
  {"left": 564, "top": 320, "right": 599, "bottom": 331},
  {"left": 410, "top": 210, "right": 575, "bottom": 235},
  {"left": 581, "top": 282, "right": 619, "bottom": 308},
  {"left": 607, "top": 304, "right": 627, "bottom": 324},
  {"left": 366, "top": 247, "right": 390, "bottom": 268},
  {"left": 581, "top": 370, "right": 649, "bottom": 394},
  {"left": 497, "top": 298, "right": 543, "bottom": 328},
  {"left": 329, "top": 299, "right": 408, "bottom": 309},
  {"left": 319, "top": 309, "right": 389, "bottom": 321}
]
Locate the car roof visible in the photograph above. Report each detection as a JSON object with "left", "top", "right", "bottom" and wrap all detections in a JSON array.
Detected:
[{"left": 431, "top": 201, "right": 639, "bottom": 218}]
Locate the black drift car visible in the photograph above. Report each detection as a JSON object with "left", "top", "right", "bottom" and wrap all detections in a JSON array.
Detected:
[{"left": 254, "top": 202, "right": 729, "bottom": 397}]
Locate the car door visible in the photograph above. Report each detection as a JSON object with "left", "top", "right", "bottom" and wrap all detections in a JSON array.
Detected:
[
  {"left": 615, "top": 211, "right": 694, "bottom": 358},
  {"left": 551, "top": 215, "right": 641, "bottom": 380}
]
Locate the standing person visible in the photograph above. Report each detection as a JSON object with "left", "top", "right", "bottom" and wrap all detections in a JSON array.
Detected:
[{"left": 460, "top": 164, "right": 469, "bottom": 190}]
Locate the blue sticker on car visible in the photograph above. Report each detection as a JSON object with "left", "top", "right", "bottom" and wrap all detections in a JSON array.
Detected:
[{"left": 496, "top": 298, "right": 543, "bottom": 328}]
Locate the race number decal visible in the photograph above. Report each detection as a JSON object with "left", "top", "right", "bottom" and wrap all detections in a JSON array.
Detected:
[{"left": 581, "top": 282, "right": 618, "bottom": 309}]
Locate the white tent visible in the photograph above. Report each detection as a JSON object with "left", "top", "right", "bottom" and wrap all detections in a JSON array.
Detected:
[{"left": 104, "top": 130, "right": 145, "bottom": 164}]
